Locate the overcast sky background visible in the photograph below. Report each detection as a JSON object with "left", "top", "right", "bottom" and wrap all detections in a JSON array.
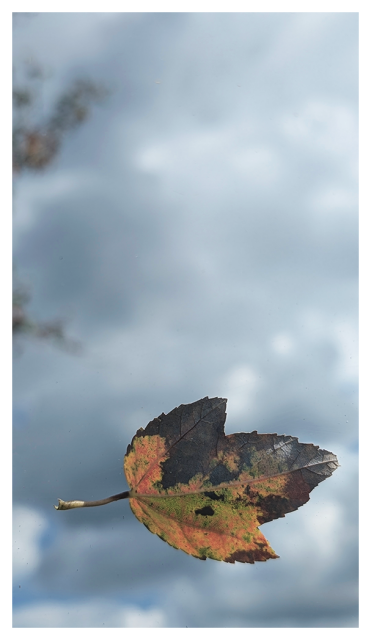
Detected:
[{"left": 12, "top": 12, "right": 358, "bottom": 628}]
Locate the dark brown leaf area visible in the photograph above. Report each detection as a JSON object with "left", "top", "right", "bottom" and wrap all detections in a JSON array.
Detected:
[{"left": 133, "top": 396, "right": 227, "bottom": 489}]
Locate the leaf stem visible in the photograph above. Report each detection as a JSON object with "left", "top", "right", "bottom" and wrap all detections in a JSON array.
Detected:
[{"left": 54, "top": 490, "right": 130, "bottom": 510}]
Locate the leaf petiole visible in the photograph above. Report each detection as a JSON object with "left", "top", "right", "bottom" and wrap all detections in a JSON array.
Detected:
[{"left": 54, "top": 490, "right": 130, "bottom": 510}]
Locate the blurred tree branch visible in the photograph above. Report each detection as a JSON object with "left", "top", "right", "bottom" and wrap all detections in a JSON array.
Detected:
[
  {"left": 13, "top": 60, "right": 109, "bottom": 352},
  {"left": 13, "top": 65, "right": 108, "bottom": 173},
  {"left": 12, "top": 279, "right": 82, "bottom": 354}
]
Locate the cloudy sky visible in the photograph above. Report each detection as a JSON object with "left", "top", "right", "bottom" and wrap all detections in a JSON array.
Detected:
[{"left": 12, "top": 12, "right": 358, "bottom": 628}]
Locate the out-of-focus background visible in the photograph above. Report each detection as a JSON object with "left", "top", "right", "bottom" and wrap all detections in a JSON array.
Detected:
[{"left": 12, "top": 12, "right": 358, "bottom": 628}]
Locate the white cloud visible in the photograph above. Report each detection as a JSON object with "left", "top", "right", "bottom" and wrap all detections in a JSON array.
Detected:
[
  {"left": 13, "top": 506, "right": 48, "bottom": 580},
  {"left": 13, "top": 600, "right": 166, "bottom": 628},
  {"left": 122, "top": 606, "right": 165, "bottom": 627},
  {"left": 298, "top": 310, "right": 357, "bottom": 374},
  {"left": 230, "top": 145, "right": 280, "bottom": 185},
  {"left": 281, "top": 101, "right": 357, "bottom": 168},
  {"left": 271, "top": 333, "right": 294, "bottom": 356},
  {"left": 332, "top": 321, "right": 358, "bottom": 387},
  {"left": 266, "top": 13, "right": 330, "bottom": 70},
  {"left": 14, "top": 171, "right": 90, "bottom": 238},
  {"left": 311, "top": 186, "right": 358, "bottom": 217},
  {"left": 133, "top": 126, "right": 281, "bottom": 196},
  {"left": 304, "top": 501, "right": 343, "bottom": 558},
  {"left": 222, "top": 364, "right": 261, "bottom": 423},
  {"left": 13, "top": 13, "right": 128, "bottom": 71}
]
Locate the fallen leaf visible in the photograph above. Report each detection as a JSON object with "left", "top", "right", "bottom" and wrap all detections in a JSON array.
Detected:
[{"left": 55, "top": 397, "right": 339, "bottom": 563}]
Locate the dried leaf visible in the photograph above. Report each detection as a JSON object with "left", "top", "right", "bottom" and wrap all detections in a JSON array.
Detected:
[{"left": 124, "top": 397, "right": 339, "bottom": 563}]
